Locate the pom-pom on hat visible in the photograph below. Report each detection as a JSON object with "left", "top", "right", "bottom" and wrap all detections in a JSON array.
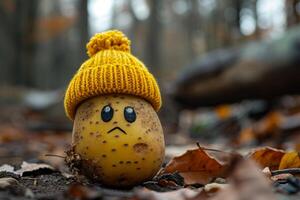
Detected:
[{"left": 64, "top": 30, "right": 161, "bottom": 120}]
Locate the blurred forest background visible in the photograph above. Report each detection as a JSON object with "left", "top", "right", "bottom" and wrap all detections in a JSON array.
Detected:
[
  {"left": 2, "top": 1, "right": 300, "bottom": 199},
  {"left": 1, "top": 0, "right": 300, "bottom": 137},
  {"left": 1, "top": 0, "right": 297, "bottom": 88}
]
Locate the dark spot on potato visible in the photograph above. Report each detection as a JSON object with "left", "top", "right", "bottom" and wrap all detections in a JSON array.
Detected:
[
  {"left": 78, "top": 101, "right": 94, "bottom": 120},
  {"left": 116, "top": 101, "right": 119, "bottom": 104},
  {"left": 119, "top": 161, "right": 124, "bottom": 164},
  {"left": 136, "top": 168, "right": 141, "bottom": 170},
  {"left": 102, "top": 154, "right": 106, "bottom": 158},
  {"left": 138, "top": 137, "right": 142, "bottom": 140},
  {"left": 102, "top": 140, "right": 107, "bottom": 144},
  {"left": 115, "top": 109, "right": 118, "bottom": 112},
  {"left": 89, "top": 132, "right": 94, "bottom": 136},
  {"left": 118, "top": 177, "right": 128, "bottom": 184},
  {"left": 133, "top": 143, "right": 148, "bottom": 153},
  {"left": 126, "top": 124, "right": 130, "bottom": 127},
  {"left": 134, "top": 161, "right": 138, "bottom": 164},
  {"left": 113, "top": 121, "right": 118, "bottom": 124},
  {"left": 112, "top": 164, "right": 116, "bottom": 167},
  {"left": 86, "top": 146, "right": 89, "bottom": 149},
  {"left": 115, "top": 135, "right": 119, "bottom": 138},
  {"left": 89, "top": 121, "right": 93, "bottom": 124},
  {"left": 111, "top": 148, "right": 116, "bottom": 152},
  {"left": 123, "top": 143, "right": 128, "bottom": 147},
  {"left": 126, "top": 161, "right": 131, "bottom": 164},
  {"left": 142, "top": 158, "right": 145, "bottom": 160},
  {"left": 96, "top": 121, "right": 99, "bottom": 124}
]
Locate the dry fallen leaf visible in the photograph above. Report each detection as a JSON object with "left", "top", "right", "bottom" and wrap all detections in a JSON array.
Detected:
[
  {"left": 279, "top": 151, "right": 300, "bottom": 169},
  {"left": 66, "top": 184, "right": 101, "bottom": 200},
  {"left": 254, "top": 111, "right": 283, "bottom": 137},
  {"left": 235, "top": 112, "right": 283, "bottom": 145},
  {"left": 209, "top": 158, "right": 277, "bottom": 200},
  {"left": 215, "top": 105, "right": 231, "bottom": 119},
  {"left": 235, "top": 127, "right": 255, "bottom": 146},
  {"left": 16, "top": 161, "right": 55, "bottom": 176},
  {"left": 248, "top": 147, "right": 285, "bottom": 170},
  {"left": 162, "top": 147, "right": 229, "bottom": 185},
  {"left": 0, "top": 164, "right": 15, "bottom": 173},
  {"left": 134, "top": 188, "right": 201, "bottom": 200}
]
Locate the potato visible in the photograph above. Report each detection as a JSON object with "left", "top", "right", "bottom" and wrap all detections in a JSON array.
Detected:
[{"left": 69, "top": 94, "right": 165, "bottom": 188}]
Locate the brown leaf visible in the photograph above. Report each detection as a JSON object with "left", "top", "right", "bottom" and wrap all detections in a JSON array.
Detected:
[
  {"left": 235, "top": 112, "right": 283, "bottom": 145},
  {"left": 66, "top": 184, "right": 101, "bottom": 199},
  {"left": 162, "top": 148, "right": 229, "bottom": 185},
  {"left": 134, "top": 188, "right": 201, "bottom": 200},
  {"left": 215, "top": 105, "right": 231, "bottom": 119},
  {"left": 235, "top": 127, "right": 255, "bottom": 146},
  {"left": 210, "top": 158, "right": 277, "bottom": 200},
  {"left": 279, "top": 151, "right": 300, "bottom": 169},
  {"left": 248, "top": 147, "right": 285, "bottom": 170},
  {"left": 254, "top": 112, "right": 282, "bottom": 136}
]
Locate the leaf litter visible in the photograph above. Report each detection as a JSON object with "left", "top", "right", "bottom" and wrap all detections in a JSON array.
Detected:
[{"left": 1, "top": 96, "right": 300, "bottom": 199}]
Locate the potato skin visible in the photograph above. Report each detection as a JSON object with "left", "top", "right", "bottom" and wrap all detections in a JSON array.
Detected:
[{"left": 72, "top": 94, "right": 165, "bottom": 187}]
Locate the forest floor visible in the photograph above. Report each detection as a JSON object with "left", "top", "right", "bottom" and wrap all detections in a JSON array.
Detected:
[{"left": 1, "top": 95, "right": 300, "bottom": 200}]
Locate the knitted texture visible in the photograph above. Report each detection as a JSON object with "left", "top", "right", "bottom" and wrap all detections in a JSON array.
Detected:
[{"left": 64, "top": 30, "right": 161, "bottom": 120}]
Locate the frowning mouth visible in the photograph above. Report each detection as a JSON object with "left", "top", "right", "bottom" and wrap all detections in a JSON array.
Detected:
[{"left": 107, "top": 126, "right": 127, "bottom": 134}]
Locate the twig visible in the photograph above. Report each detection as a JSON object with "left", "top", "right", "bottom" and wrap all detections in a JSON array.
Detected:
[
  {"left": 271, "top": 168, "right": 300, "bottom": 176},
  {"left": 44, "top": 154, "right": 65, "bottom": 159},
  {"left": 196, "top": 142, "right": 235, "bottom": 155},
  {"left": 22, "top": 177, "right": 37, "bottom": 180}
]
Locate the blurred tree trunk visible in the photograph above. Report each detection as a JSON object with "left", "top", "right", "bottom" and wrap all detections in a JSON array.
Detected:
[
  {"left": 0, "top": 1, "right": 15, "bottom": 84},
  {"left": 186, "top": 0, "right": 199, "bottom": 59},
  {"left": 78, "top": 0, "right": 88, "bottom": 61},
  {"left": 146, "top": 0, "right": 162, "bottom": 77},
  {"left": 286, "top": 0, "right": 300, "bottom": 27},
  {"left": 128, "top": 0, "right": 141, "bottom": 52},
  {"left": 14, "top": 0, "right": 38, "bottom": 86}
]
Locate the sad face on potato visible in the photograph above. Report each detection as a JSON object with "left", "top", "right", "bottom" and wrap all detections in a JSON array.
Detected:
[{"left": 72, "top": 95, "right": 164, "bottom": 187}]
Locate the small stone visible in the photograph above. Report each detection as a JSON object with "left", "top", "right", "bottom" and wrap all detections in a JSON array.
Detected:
[
  {"left": 0, "top": 177, "right": 19, "bottom": 189},
  {"left": 215, "top": 178, "right": 227, "bottom": 184}
]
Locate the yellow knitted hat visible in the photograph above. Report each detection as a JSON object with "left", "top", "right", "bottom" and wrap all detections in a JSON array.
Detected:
[{"left": 64, "top": 30, "right": 161, "bottom": 120}]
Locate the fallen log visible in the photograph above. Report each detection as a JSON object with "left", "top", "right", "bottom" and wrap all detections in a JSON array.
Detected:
[{"left": 173, "top": 26, "right": 300, "bottom": 108}]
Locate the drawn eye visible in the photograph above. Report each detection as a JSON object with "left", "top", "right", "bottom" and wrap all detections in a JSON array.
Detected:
[
  {"left": 124, "top": 106, "right": 136, "bottom": 123},
  {"left": 101, "top": 105, "right": 114, "bottom": 122}
]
